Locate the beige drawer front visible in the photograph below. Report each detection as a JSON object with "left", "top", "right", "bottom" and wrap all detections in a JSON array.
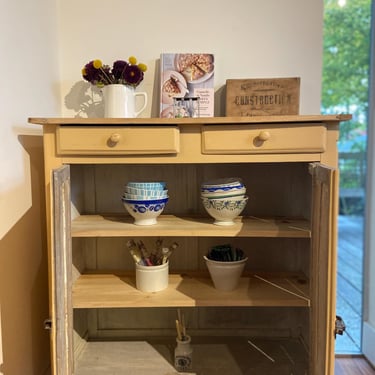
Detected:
[
  {"left": 57, "top": 126, "right": 180, "bottom": 155},
  {"left": 202, "top": 123, "right": 327, "bottom": 154}
]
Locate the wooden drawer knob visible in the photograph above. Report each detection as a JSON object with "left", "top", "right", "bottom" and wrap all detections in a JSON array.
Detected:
[
  {"left": 107, "top": 133, "right": 121, "bottom": 148},
  {"left": 258, "top": 131, "right": 270, "bottom": 141},
  {"left": 109, "top": 133, "right": 121, "bottom": 144},
  {"left": 110, "top": 133, "right": 121, "bottom": 143}
]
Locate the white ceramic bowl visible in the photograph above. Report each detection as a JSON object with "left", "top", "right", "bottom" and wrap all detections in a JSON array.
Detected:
[
  {"left": 201, "top": 196, "right": 248, "bottom": 226},
  {"left": 122, "top": 197, "right": 168, "bottom": 225},
  {"left": 204, "top": 256, "right": 248, "bottom": 291}
]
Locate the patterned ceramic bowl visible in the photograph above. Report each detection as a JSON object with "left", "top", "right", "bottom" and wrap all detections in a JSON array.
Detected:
[
  {"left": 201, "top": 178, "right": 244, "bottom": 194},
  {"left": 126, "top": 182, "right": 166, "bottom": 190},
  {"left": 201, "top": 187, "right": 246, "bottom": 199},
  {"left": 201, "top": 177, "right": 243, "bottom": 189},
  {"left": 201, "top": 196, "right": 248, "bottom": 226},
  {"left": 122, "top": 197, "right": 168, "bottom": 226},
  {"left": 123, "top": 190, "right": 169, "bottom": 200}
]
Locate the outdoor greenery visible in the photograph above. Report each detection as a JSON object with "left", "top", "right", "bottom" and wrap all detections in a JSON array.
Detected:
[
  {"left": 322, "top": 0, "right": 371, "bottom": 149},
  {"left": 322, "top": 0, "right": 372, "bottom": 214}
]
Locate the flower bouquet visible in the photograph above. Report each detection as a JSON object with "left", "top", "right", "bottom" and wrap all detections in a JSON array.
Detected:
[
  {"left": 82, "top": 56, "right": 147, "bottom": 88},
  {"left": 81, "top": 57, "right": 148, "bottom": 117}
]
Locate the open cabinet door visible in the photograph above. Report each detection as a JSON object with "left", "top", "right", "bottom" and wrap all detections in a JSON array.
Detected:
[
  {"left": 310, "top": 163, "right": 338, "bottom": 375},
  {"left": 52, "top": 165, "right": 73, "bottom": 375}
]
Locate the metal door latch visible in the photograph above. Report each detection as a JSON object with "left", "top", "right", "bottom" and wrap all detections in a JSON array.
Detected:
[
  {"left": 335, "top": 315, "right": 346, "bottom": 338},
  {"left": 44, "top": 319, "right": 52, "bottom": 330}
]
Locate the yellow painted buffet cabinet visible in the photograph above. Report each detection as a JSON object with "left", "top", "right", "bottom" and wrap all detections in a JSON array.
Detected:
[{"left": 29, "top": 114, "right": 350, "bottom": 375}]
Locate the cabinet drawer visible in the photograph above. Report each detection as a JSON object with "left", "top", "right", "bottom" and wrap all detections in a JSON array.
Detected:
[
  {"left": 202, "top": 123, "right": 327, "bottom": 154},
  {"left": 57, "top": 126, "right": 180, "bottom": 155}
]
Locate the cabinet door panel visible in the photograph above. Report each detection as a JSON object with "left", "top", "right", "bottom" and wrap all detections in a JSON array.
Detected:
[
  {"left": 53, "top": 165, "right": 73, "bottom": 374},
  {"left": 310, "top": 163, "right": 337, "bottom": 375}
]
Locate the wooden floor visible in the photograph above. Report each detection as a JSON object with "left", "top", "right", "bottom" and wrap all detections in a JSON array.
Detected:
[{"left": 335, "top": 356, "right": 375, "bottom": 374}]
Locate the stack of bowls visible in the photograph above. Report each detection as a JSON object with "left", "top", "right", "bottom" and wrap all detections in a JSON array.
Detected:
[
  {"left": 122, "top": 182, "right": 168, "bottom": 226},
  {"left": 200, "top": 178, "right": 248, "bottom": 226}
]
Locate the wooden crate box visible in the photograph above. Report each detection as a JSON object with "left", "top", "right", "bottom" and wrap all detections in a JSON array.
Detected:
[{"left": 226, "top": 77, "right": 300, "bottom": 116}]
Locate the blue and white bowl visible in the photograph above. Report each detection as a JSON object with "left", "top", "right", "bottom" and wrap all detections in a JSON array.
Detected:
[
  {"left": 126, "top": 182, "right": 166, "bottom": 190},
  {"left": 201, "top": 177, "right": 243, "bottom": 189},
  {"left": 124, "top": 181, "right": 168, "bottom": 201},
  {"left": 200, "top": 177, "right": 244, "bottom": 195},
  {"left": 123, "top": 190, "right": 169, "bottom": 200},
  {"left": 124, "top": 187, "right": 168, "bottom": 197},
  {"left": 201, "top": 187, "right": 246, "bottom": 199},
  {"left": 122, "top": 197, "right": 169, "bottom": 226},
  {"left": 201, "top": 185, "right": 244, "bottom": 194},
  {"left": 201, "top": 196, "right": 248, "bottom": 226}
]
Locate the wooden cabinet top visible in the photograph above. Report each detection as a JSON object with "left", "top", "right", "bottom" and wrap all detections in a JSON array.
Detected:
[{"left": 29, "top": 114, "right": 351, "bottom": 126}]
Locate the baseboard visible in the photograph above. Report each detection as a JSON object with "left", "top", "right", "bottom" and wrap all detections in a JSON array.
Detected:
[{"left": 363, "top": 321, "right": 375, "bottom": 366}]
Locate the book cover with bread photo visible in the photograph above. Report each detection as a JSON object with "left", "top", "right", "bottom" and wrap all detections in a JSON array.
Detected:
[{"left": 160, "top": 53, "right": 214, "bottom": 118}]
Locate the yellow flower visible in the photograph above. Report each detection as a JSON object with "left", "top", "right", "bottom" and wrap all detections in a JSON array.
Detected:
[
  {"left": 138, "top": 63, "right": 147, "bottom": 72},
  {"left": 93, "top": 59, "right": 103, "bottom": 69},
  {"left": 128, "top": 56, "right": 137, "bottom": 65}
]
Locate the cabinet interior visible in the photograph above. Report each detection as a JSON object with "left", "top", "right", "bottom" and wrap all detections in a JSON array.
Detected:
[
  {"left": 70, "top": 162, "right": 312, "bottom": 218},
  {"left": 68, "top": 162, "right": 313, "bottom": 373}
]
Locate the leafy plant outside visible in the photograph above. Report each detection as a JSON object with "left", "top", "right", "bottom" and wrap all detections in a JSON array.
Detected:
[{"left": 322, "top": 0, "right": 371, "bottom": 214}]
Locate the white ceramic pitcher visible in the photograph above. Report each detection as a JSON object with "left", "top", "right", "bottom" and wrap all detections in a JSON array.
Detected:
[{"left": 102, "top": 84, "right": 148, "bottom": 118}]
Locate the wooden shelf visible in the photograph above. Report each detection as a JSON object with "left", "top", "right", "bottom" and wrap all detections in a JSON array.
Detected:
[
  {"left": 74, "top": 337, "right": 308, "bottom": 375},
  {"left": 72, "top": 272, "right": 310, "bottom": 308},
  {"left": 71, "top": 215, "right": 311, "bottom": 238},
  {"left": 74, "top": 341, "right": 177, "bottom": 374}
]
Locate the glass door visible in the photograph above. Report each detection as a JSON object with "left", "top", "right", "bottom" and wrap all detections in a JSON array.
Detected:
[
  {"left": 322, "top": 0, "right": 372, "bottom": 354},
  {"left": 363, "top": 0, "right": 375, "bottom": 365}
]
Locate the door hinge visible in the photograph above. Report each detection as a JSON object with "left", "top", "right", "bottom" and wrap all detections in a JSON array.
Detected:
[
  {"left": 44, "top": 318, "right": 52, "bottom": 330},
  {"left": 335, "top": 315, "right": 346, "bottom": 338}
]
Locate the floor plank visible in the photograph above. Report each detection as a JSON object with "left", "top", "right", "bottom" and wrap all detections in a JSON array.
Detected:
[{"left": 335, "top": 356, "right": 375, "bottom": 374}]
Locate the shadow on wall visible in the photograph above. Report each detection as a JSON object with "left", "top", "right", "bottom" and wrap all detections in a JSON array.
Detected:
[
  {"left": 64, "top": 81, "right": 104, "bottom": 118},
  {"left": 0, "top": 135, "right": 50, "bottom": 374},
  {"left": 65, "top": 60, "right": 161, "bottom": 118},
  {"left": 215, "top": 85, "right": 226, "bottom": 117}
]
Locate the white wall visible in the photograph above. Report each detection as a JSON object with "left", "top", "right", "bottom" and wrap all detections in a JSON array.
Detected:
[
  {"left": 58, "top": 0, "right": 323, "bottom": 118},
  {"left": 0, "top": 0, "right": 60, "bottom": 373},
  {"left": 0, "top": 0, "right": 61, "bottom": 238}
]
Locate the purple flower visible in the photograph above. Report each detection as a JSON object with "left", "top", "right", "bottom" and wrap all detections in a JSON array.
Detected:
[
  {"left": 123, "top": 65, "right": 144, "bottom": 86},
  {"left": 112, "top": 60, "right": 129, "bottom": 80},
  {"left": 82, "top": 61, "right": 101, "bottom": 84},
  {"left": 82, "top": 61, "right": 114, "bottom": 86}
]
